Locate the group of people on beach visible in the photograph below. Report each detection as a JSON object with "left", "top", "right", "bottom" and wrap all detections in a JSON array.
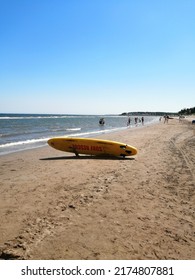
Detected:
[
  {"left": 159, "top": 115, "right": 170, "bottom": 123},
  {"left": 127, "top": 116, "right": 144, "bottom": 126},
  {"left": 99, "top": 116, "right": 145, "bottom": 127}
]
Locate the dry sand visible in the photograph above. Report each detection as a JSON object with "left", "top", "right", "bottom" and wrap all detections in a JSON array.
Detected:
[{"left": 0, "top": 118, "right": 195, "bottom": 260}]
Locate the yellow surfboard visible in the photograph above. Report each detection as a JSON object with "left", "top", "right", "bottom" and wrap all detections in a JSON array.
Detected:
[{"left": 47, "top": 137, "right": 137, "bottom": 157}]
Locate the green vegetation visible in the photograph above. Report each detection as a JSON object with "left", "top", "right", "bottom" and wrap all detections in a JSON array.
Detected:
[
  {"left": 120, "top": 106, "right": 195, "bottom": 116},
  {"left": 178, "top": 107, "right": 195, "bottom": 115},
  {"left": 120, "top": 112, "right": 177, "bottom": 116}
]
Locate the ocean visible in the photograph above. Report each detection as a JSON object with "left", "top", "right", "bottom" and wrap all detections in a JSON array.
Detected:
[{"left": 0, "top": 114, "right": 159, "bottom": 155}]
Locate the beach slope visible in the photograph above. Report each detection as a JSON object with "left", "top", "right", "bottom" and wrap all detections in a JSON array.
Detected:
[{"left": 0, "top": 119, "right": 195, "bottom": 259}]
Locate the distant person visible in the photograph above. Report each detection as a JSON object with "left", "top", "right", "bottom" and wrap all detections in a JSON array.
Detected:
[
  {"left": 99, "top": 118, "right": 105, "bottom": 125},
  {"left": 127, "top": 116, "right": 131, "bottom": 126},
  {"left": 141, "top": 116, "right": 144, "bottom": 125},
  {"left": 179, "top": 115, "right": 183, "bottom": 122},
  {"left": 134, "top": 117, "right": 138, "bottom": 125},
  {"left": 164, "top": 115, "right": 169, "bottom": 124}
]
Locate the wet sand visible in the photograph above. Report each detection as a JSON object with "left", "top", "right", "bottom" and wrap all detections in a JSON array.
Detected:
[{"left": 0, "top": 118, "right": 195, "bottom": 259}]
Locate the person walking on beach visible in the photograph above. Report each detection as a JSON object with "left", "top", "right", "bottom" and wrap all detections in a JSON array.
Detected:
[
  {"left": 164, "top": 115, "right": 169, "bottom": 124},
  {"left": 141, "top": 116, "right": 144, "bottom": 125}
]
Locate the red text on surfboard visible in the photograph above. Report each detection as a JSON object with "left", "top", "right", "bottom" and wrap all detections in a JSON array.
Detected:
[{"left": 72, "top": 144, "right": 103, "bottom": 152}]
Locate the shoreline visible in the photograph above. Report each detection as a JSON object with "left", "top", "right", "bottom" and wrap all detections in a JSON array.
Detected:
[
  {"left": 0, "top": 119, "right": 158, "bottom": 158},
  {"left": 0, "top": 115, "right": 159, "bottom": 156},
  {"left": 0, "top": 119, "right": 195, "bottom": 259}
]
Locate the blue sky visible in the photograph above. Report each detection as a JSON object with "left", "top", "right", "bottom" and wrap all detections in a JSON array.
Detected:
[{"left": 0, "top": 0, "right": 195, "bottom": 114}]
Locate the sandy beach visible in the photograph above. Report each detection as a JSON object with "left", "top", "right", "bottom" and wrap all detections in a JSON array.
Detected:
[{"left": 0, "top": 118, "right": 195, "bottom": 260}]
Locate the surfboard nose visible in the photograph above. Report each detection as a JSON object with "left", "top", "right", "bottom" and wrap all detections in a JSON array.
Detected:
[
  {"left": 126, "top": 146, "right": 137, "bottom": 155},
  {"left": 132, "top": 148, "right": 138, "bottom": 155}
]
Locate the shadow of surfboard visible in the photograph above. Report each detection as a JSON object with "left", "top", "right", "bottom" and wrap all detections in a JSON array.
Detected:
[{"left": 40, "top": 155, "right": 135, "bottom": 161}]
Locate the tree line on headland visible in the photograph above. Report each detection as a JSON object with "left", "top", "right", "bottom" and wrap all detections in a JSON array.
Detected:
[
  {"left": 120, "top": 106, "right": 195, "bottom": 116},
  {"left": 178, "top": 106, "right": 195, "bottom": 115}
]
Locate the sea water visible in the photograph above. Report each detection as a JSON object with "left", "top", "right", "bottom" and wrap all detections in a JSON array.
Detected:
[{"left": 0, "top": 114, "right": 159, "bottom": 155}]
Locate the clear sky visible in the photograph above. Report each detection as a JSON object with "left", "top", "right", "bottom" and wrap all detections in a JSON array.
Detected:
[{"left": 0, "top": 0, "right": 195, "bottom": 114}]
